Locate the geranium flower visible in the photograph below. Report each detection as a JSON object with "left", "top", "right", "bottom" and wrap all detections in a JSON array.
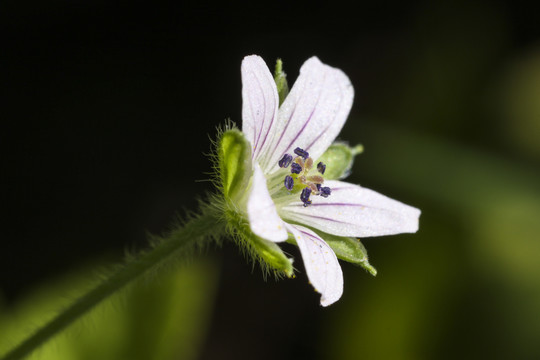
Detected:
[{"left": 219, "top": 55, "right": 420, "bottom": 306}]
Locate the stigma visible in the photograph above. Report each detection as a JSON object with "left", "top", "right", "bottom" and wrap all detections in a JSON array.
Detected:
[{"left": 278, "top": 147, "right": 332, "bottom": 206}]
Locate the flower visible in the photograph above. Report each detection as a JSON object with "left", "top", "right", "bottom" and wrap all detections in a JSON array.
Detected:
[{"left": 220, "top": 55, "right": 420, "bottom": 306}]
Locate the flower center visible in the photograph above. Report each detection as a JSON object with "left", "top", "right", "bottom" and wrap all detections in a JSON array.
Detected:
[{"left": 278, "top": 147, "right": 332, "bottom": 207}]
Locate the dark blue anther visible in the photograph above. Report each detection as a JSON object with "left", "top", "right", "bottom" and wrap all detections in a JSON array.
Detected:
[
  {"left": 290, "top": 162, "right": 302, "bottom": 174},
  {"left": 278, "top": 154, "right": 293, "bottom": 168},
  {"left": 284, "top": 175, "right": 294, "bottom": 191},
  {"left": 300, "top": 187, "right": 312, "bottom": 207},
  {"left": 320, "top": 186, "right": 331, "bottom": 198},
  {"left": 294, "top": 147, "right": 309, "bottom": 160},
  {"left": 317, "top": 162, "right": 326, "bottom": 174}
]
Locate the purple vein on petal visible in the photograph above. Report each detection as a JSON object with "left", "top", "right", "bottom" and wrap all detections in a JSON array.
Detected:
[
  {"left": 289, "top": 202, "right": 367, "bottom": 208},
  {"left": 251, "top": 74, "right": 266, "bottom": 159},
  {"left": 292, "top": 200, "right": 409, "bottom": 213},
  {"left": 298, "top": 228, "right": 333, "bottom": 293},
  {"left": 305, "top": 72, "right": 345, "bottom": 152},
  {"left": 255, "top": 87, "right": 277, "bottom": 161},
  {"left": 268, "top": 84, "right": 308, "bottom": 160},
  {"left": 326, "top": 187, "right": 347, "bottom": 192},
  {"left": 282, "top": 72, "right": 328, "bottom": 156},
  {"left": 284, "top": 104, "right": 317, "bottom": 152},
  {"left": 296, "top": 214, "right": 352, "bottom": 225},
  {"left": 299, "top": 229, "right": 331, "bottom": 247},
  {"left": 246, "top": 81, "right": 258, "bottom": 155}
]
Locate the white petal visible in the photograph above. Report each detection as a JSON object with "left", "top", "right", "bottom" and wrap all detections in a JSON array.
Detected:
[
  {"left": 241, "top": 55, "right": 280, "bottom": 162},
  {"left": 260, "top": 57, "right": 354, "bottom": 174},
  {"left": 247, "top": 164, "right": 288, "bottom": 242},
  {"left": 285, "top": 223, "right": 343, "bottom": 306},
  {"left": 280, "top": 180, "right": 421, "bottom": 238}
]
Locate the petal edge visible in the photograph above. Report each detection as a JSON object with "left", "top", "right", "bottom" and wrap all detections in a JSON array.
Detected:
[{"left": 285, "top": 223, "right": 343, "bottom": 306}]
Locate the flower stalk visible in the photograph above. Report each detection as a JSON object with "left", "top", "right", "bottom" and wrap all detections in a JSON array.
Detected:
[{"left": 0, "top": 206, "right": 224, "bottom": 360}]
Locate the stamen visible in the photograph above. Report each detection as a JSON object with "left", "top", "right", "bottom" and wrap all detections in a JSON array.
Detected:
[
  {"left": 284, "top": 175, "right": 294, "bottom": 191},
  {"left": 307, "top": 175, "right": 324, "bottom": 184},
  {"left": 300, "top": 187, "right": 312, "bottom": 207},
  {"left": 320, "top": 186, "right": 331, "bottom": 198},
  {"left": 277, "top": 145, "right": 332, "bottom": 206},
  {"left": 317, "top": 162, "right": 326, "bottom": 174},
  {"left": 279, "top": 154, "right": 293, "bottom": 168},
  {"left": 304, "top": 158, "right": 313, "bottom": 171},
  {"left": 290, "top": 163, "right": 302, "bottom": 174},
  {"left": 294, "top": 147, "right": 309, "bottom": 160}
]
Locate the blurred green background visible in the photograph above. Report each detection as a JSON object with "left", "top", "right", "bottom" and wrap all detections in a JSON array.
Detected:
[{"left": 2, "top": 0, "right": 540, "bottom": 359}]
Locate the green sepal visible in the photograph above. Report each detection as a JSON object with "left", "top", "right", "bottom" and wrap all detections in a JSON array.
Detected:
[
  {"left": 218, "top": 129, "right": 252, "bottom": 202},
  {"left": 218, "top": 128, "right": 293, "bottom": 277},
  {"left": 317, "top": 142, "right": 364, "bottom": 180},
  {"left": 223, "top": 190, "right": 294, "bottom": 277},
  {"left": 249, "top": 233, "right": 294, "bottom": 278},
  {"left": 225, "top": 208, "right": 294, "bottom": 278},
  {"left": 319, "top": 231, "right": 377, "bottom": 276},
  {"left": 274, "top": 59, "right": 289, "bottom": 106}
]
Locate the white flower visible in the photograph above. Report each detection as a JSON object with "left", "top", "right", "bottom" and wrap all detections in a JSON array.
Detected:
[{"left": 240, "top": 55, "right": 420, "bottom": 306}]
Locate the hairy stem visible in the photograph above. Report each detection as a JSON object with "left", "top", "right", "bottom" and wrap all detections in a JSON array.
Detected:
[{"left": 1, "top": 208, "right": 224, "bottom": 360}]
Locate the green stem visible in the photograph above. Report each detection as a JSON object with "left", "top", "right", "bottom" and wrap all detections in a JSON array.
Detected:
[{"left": 1, "top": 208, "right": 224, "bottom": 360}]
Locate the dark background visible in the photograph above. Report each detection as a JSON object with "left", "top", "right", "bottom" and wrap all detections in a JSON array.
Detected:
[{"left": 2, "top": 1, "right": 540, "bottom": 359}]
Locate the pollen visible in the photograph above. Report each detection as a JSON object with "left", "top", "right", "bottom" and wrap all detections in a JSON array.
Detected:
[{"left": 277, "top": 147, "right": 332, "bottom": 206}]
